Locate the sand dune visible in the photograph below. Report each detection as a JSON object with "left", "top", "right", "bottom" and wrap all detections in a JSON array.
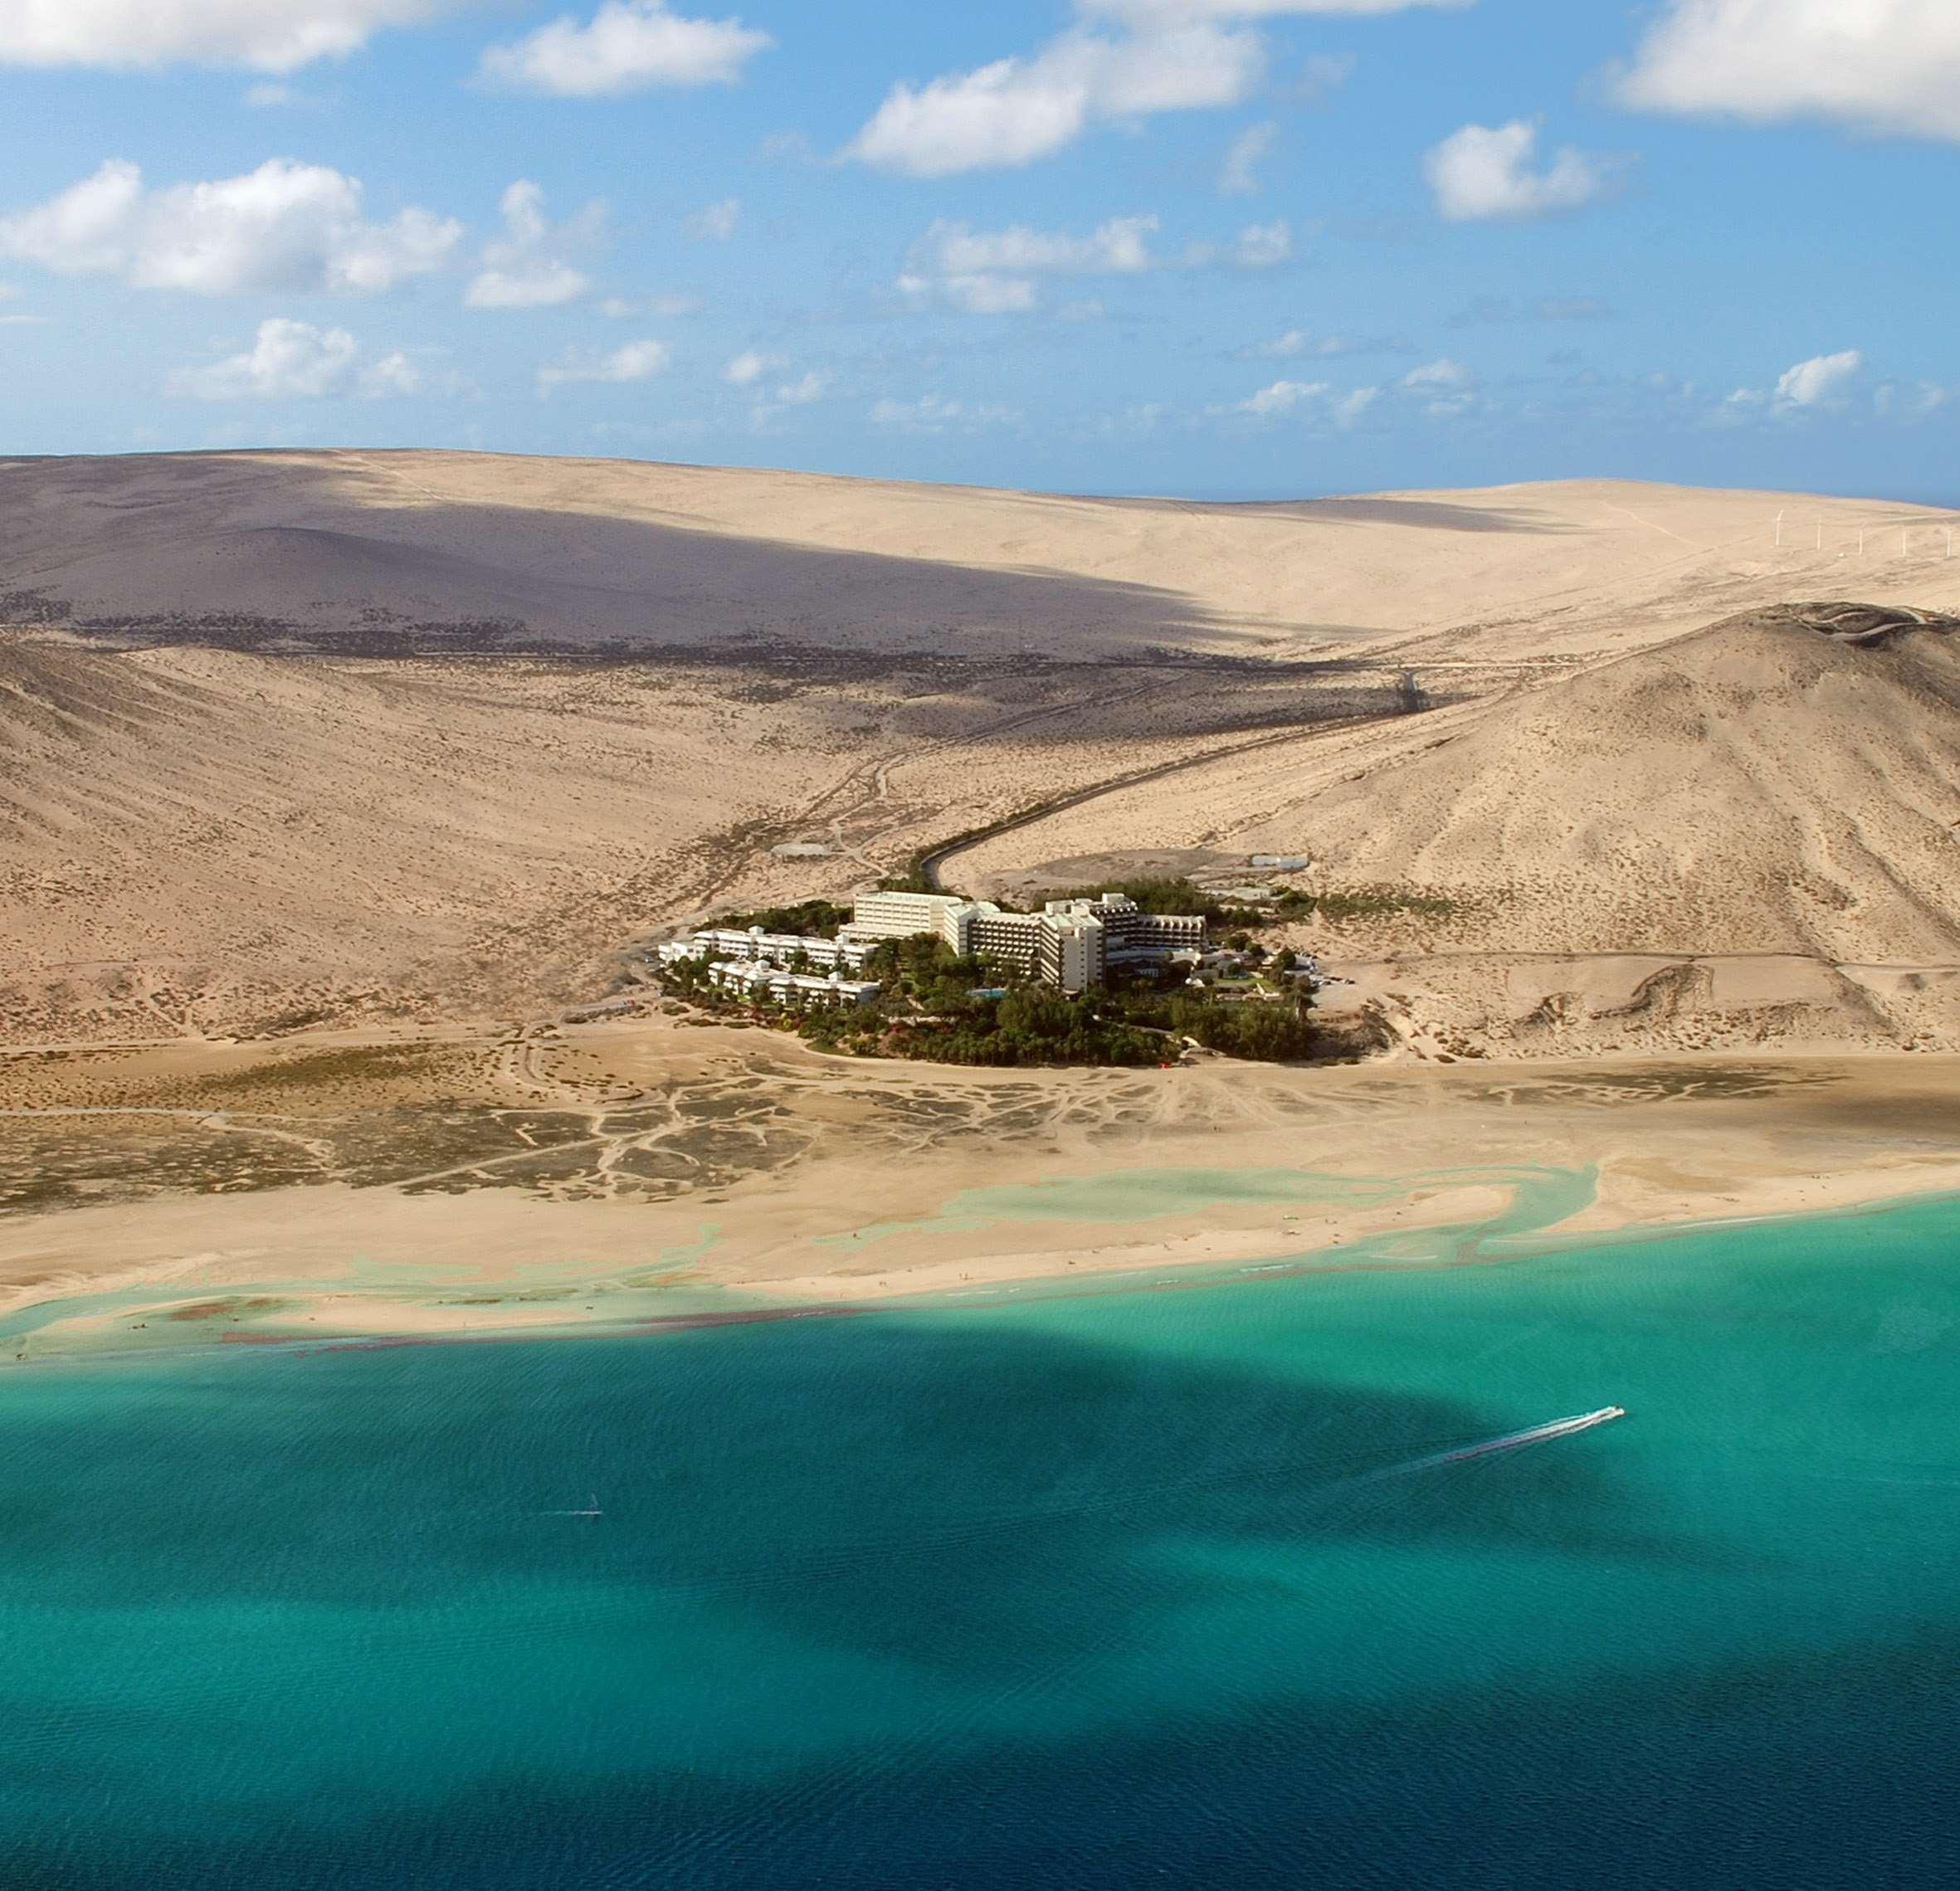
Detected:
[
  {"left": 1266, "top": 604, "right": 1960, "bottom": 958},
  {"left": 6, "top": 451, "right": 1959, "bottom": 1053},
  {"left": 6, "top": 451, "right": 1958, "bottom": 658},
  {"left": 960, "top": 604, "right": 1960, "bottom": 1052}
]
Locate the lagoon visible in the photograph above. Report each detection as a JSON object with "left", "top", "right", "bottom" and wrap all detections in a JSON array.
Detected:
[{"left": 4, "top": 1192, "right": 1958, "bottom": 1887}]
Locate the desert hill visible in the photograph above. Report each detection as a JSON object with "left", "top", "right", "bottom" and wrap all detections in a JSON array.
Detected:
[
  {"left": 1265, "top": 602, "right": 1960, "bottom": 963},
  {"left": 5, "top": 451, "right": 1958, "bottom": 661},
  {"left": 6, "top": 448, "right": 1960, "bottom": 1055},
  {"left": 958, "top": 603, "right": 1960, "bottom": 1054}
]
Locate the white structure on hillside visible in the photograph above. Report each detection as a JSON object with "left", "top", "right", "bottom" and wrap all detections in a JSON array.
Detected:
[
  {"left": 705, "top": 963, "right": 880, "bottom": 1007},
  {"left": 657, "top": 927, "right": 875, "bottom": 973},
  {"left": 842, "top": 890, "right": 1206, "bottom": 995},
  {"left": 843, "top": 892, "right": 975, "bottom": 952}
]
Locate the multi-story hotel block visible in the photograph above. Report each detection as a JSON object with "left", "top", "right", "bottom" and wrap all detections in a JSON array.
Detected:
[
  {"left": 841, "top": 890, "right": 1207, "bottom": 994},
  {"left": 657, "top": 891, "right": 1207, "bottom": 1003}
]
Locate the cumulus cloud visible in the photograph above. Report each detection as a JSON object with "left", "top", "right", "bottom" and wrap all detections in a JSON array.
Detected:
[
  {"left": 1616, "top": 0, "right": 1960, "bottom": 142},
  {"left": 845, "top": 0, "right": 1457, "bottom": 176},
  {"left": 685, "top": 197, "right": 742, "bottom": 241},
  {"left": 1232, "top": 376, "right": 1377, "bottom": 425},
  {"left": 747, "top": 365, "right": 834, "bottom": 428},
  {"left": 870, "top": 393, "right": 1020, "bottom": 435},
  {"left": 900, "top": 213, "right": 1158, "bottom": 314},
  {"left": 1402, "top": 356, "right": 1475, "bottom": 413},
  {"left": 466, "top": 181, "right": 602, "bottom": 309},
  {"left": 773, "top": 369, "right": 831, "bottom": 405},
  {"left": 478, "top": 0, "right": 770, "bottom": 97},
  {"left": 168, "top": 316, "right": 423, "bottom": 399},
  {"left": 1231, "top": 217, "right": 1292, "bottom": 266},
  {"left": 1219, "top": 119, "right": 1277, "bottom": 193},
  {"left": 1239, "top": 377, "right": 1329, "bottom": 414},
  {"left": 1424, "top": 119, "right": 1613, "bottom": 222},
  {"left": 0, "top": 0, "right": 470, "bottom": 73},
  {"left": 537, "top": 337, "right": 671, "bottom": 392},
  {"left": 722, "top": 348, "right": 782, "bottom": 385},
  {"left": 1775, "top": 348, "right": 1863, "bottom": 407},
  {"left": 0, "top": 158, "right": 461, "bottom": 295}
]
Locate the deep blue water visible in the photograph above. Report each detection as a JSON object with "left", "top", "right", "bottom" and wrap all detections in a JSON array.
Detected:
[{"left": 4, "top": 1195, "right": 1959, "bottom": 1888}]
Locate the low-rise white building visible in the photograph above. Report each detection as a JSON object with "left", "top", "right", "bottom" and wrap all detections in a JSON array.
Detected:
[
  {"left": 658, "top": 927, "right": 875, "bottom": 972},
  {"left": 706, "top": 962, "right": 880, "bottom": 1007}
]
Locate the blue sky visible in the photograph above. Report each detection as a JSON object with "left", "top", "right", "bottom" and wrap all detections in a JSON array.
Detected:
[{"left": 2, "top": 0, "right": 1956, "bottom": 500}]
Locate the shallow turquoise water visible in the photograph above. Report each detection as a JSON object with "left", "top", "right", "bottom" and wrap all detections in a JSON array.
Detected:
[{"left": 3, "top": 1193, "right": 1958, "bottom": 1887}]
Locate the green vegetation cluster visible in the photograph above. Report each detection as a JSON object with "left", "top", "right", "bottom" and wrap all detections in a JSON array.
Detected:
[
  {"left": 1045, "top": 875, "right": 1463, "bottom": 928},
  {"left": 662, "top": 930, "right": 1317, "bottom": 1069},
  {"left": 705, "top": 899, "right": 852, "bottom": 938}
]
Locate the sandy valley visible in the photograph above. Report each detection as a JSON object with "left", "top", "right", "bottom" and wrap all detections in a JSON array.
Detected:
[{"left": 3, "top": 451, "right": 1959, "bottom": 1351}]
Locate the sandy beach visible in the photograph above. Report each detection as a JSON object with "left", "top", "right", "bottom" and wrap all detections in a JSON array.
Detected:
[{"left": 5, "top": 1033, "right": 1958, "bottom": 1359}]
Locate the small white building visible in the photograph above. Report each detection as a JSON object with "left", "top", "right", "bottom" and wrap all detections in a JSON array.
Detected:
[
  {"left": 705, "top": 963, "right": 880, "bottom": 1007},
  {"left": 659, "top": 927, "right": 875, "bottom": 973}
]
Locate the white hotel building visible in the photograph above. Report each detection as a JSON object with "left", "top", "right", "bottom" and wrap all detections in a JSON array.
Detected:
[{"left": 841, "top": 891, "right": 1205, "bottom": 995}]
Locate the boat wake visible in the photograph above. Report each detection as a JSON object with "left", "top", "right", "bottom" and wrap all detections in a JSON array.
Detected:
[{"left": 1361, "top": 1407, "right": 1626, "bottom": 1485}]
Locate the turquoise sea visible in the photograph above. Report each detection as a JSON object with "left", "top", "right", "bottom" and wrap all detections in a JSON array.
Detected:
[{"left": 4, "top": 1191, "right": 1960, "bottom": 1888}]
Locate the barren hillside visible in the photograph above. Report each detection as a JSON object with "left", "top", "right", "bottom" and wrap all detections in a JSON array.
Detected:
[
  {"left": 5, "top": 451, "right": 1957, "bottom": 661},
  {"left": 959, "top": 605, "right": 1960, "bottom": 1055},
  {"left": 6, "top": 451, "right": 1959, "bottom": 1055}
]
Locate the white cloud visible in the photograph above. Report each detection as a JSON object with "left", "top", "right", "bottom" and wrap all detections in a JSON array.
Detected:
[
  {"left": 748, "top": 366, "right": 834, "bottom": 428},
  {"left": 1231, "top": 376, "right": 1379, "bottom": 426},
  {"left": 846, "top": 25, "right": 1260, "bottom": 176},
  {"left": 1717, "top": 352, "right": 1867, "bottom": 422},
  {"left": 1616, "top": 0, "right": 1960, "bottom": 142},
  {"left": 1875, "top": 379, "right": 1953, "bottom": 422},
  {"left": 0, "top": 0, "right": 468, "bottom": 73},
  {"left": 1222, "top": 374, "right": 1379, "bottom": 425},
  {"left": 845, "top": 2, "right": 1450, "bottom": 177},
  {"left": 1331, "top": 385, "right": 1379, "bottom": 426},
  {"left": 773, "top": 369, "right": 831, "bottom": 405},
  {"left": 537, "top": 337, "right": 671, "bottom": 392},
  {"left": 1424, "top": 119, "right": 1611, "bottom": 222},
  {"left": 1775, "top": 348, "right": 1863, "bottom": 407},
  {"left": 168, "top": 316, "right": 422, "bottom": 399},
  {"left": 0, "top": 158, "right": 460, "bottom": 295},
  {"left": 1219, "top": 119, "right": 1277, "bottom": 193},
  {"left": 1240, "top": 377, "right": 1329, "bottom": 414},
  {"left": 1237, "top": 326, "right": 1378, "bottom": 358},
  {"left": 466, "top": 180, "right": 602, "bottom": 309},
  {"left": 478, "top": 0, "right": 770, "bottom": 97},
  {"left": 1232, "top": 217, "right": 1292, "bottom": 266},
  {"left": 1083, "top": 1, "right": 1466, "bottom": 18},
  {"left": 870, "top": 393, "right": 1020, "bottom": 435},
  {"left": 900, "top": 213, "right": 1158, "bottom": 314},
  {"left": 685, "top": 197, "right": 742, "bottom": 241},
  {"left": 358, "top": 348, "right": 423, "bottom": 397},
  {"left": 723, "top": 348, "right": 782, "bottom": 385},
  {"left": 1402, "top": 356, "right": 1476, "bottom": 414}
]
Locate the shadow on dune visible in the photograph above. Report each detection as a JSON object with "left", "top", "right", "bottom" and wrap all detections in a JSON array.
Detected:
[{"left": 0, "top": 453, "right": 1290, "bottom": 657}]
